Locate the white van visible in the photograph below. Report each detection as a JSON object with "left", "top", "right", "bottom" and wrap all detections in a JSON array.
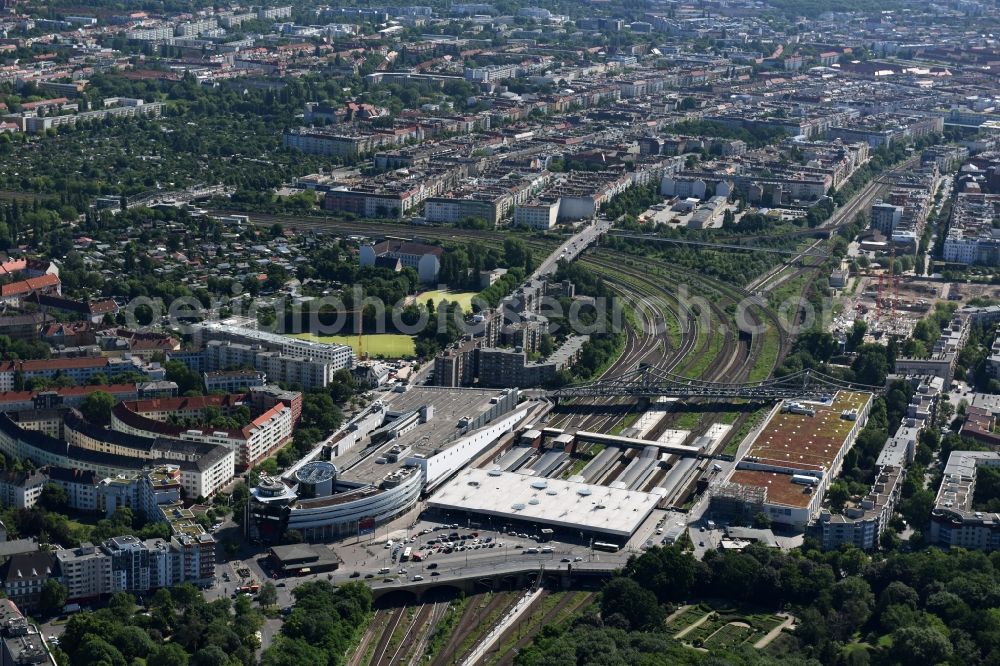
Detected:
[{"left": 378, "top": 567, "right": 391, "bottom": 575}]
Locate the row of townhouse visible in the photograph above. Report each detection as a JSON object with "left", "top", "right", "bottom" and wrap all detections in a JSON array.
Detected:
[
  {"left": 324, "top": 161, "right": 471, "bottom": 219},
  {"left": 55, "top": 531, "right": 215, "bottom": 603},
  {"left": 0, "top": 410, "right": 236, "bottom": 500},
  {"left": 190, "top": 320, "right": 354, "bottom": 366},
  {"left": 423, "top": 167, "right": 554, "bottom": 227},
  {"left": 110, "top": 392, "right": 298, "bottom": 471},
  {"left": 5, "top": 99, "right": 164, "bottom": 134},
  {"left": 1, "top": 466, "right": 215, "bottom": 609},
  {"left": 0, "top": 382, "right": 175, "bottom": 413},
  {"left": 942, "top": 192, "right": 1000, "bottom": 265},
  {"left": 0, "top": 457, "right": 182, "bottom": 517},
  {"left": 0, "top": 356, "right": 149, "bottom": 391},
  {"left": 171, "top": 336, "right": 350, "bottom": 391},
  {"left": 820, "top": 378, "right": 940, "bottom": 550}
]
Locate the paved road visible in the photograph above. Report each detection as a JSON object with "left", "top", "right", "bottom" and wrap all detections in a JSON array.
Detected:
[
  {"left": 205, "top": 506, "right": 651, "bottom": 619},
  {"left": 532, "top": 218, "right": 613, "bottom": 280}
]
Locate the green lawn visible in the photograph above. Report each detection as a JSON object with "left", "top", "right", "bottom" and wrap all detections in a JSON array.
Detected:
[
  {"left": 704, "top": 622, "right": 755, "bottom": 649},
  {"left": 722, "top": 406, "right": 772, "bottom": 457},
  {"left": 682, "top": 610, "right": 786, "bottom": 649},
  {"left": 561, "top": 455, "right": 593, "bottom": 479},
  {"left": 680, "top": 314, "right": 728, "bottom": 379},
  {"left": 671, "top": 411, "right": 703, "bottom": 430},
  {"left": 289, "top": 333, "right": 416, "bottom": 357},
  {"left": 746, "top": 325, "right": 781, "bottom": 383},
  {"left": 418, "top": 289, "right": 480, "bottom": 311},
  {"left": 667, "top": 605, "right": 711, "bottom": 633},
  {"left": 610, "top": 411, "right": 640, "bottom": 435}
]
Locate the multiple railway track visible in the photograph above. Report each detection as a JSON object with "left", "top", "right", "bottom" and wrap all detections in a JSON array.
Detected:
[
  {"left": 542, "top": 245, "right": 796, "bottom": 506},
  {"left": 234, "top": 193, "right": 834, "bottom": 506},
  {"left": 332, "top": 152, "right": 918, "bottom": 666},
  {"left": 352, "top": 597, "right": 454, "bottom": 666}
]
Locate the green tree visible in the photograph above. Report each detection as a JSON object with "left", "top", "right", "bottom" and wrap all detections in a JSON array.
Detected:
[
  {"left": 76, "top": 636, "right": 127, "bottom": 666},
  {"left": 599, "top": 577, "right": 664, "bottom": 631},
  {"left": 108, "top": 591, "right": 136, "bottom": 617},
  {"left": 262, "top": 581, "right": 371, "bottom": 664},
  {"left": 852, "top": 344, "right": 890, "bottom": 386},
  {"left": 847, "top": 319, "right": 868, "bottom": 351},
  {"left": 110, "top": 625, "right": 154, "bottom": 662},
  {"left": 623, "top": 545, "right": 696, "bottom": 603},
  {"left": 889, "top": 625, "right": 953, "bottom": 664},
  {"left": 539, "top": 333, "right": 555, "bottom": 357},
  {"left": 38, "top": 579, "right": 67, "bottom": 616},
  {"left": 503, "top": 238, "right": 529, "bottom": 269},
  {"left": 899, "top": 488, "right": 936, "bottom": 528},
  {"left": 165, "top": 361, "right": 204, "bottom": 395},
  {"left": 831, "top": 576, "right": 874, "bottom": 637},
  {"left": 191, "top": 645, "right": 230, "bottom": 666},
  {"left": 148, "top": 642, "right": 190, "bottom": 666},
  {"left": 38, "top": 483, "right": 68, "bottom": 512},
  {"left": 827, "top": 480, "right": 850, "bottom": 513},
  {"left": 261, "top": 637, "right": 327, "bottom": 666},
  {"left": 258, "top": 581, "right": 278, "bottom": 609},
  {"left": 80, "top": 390, "right": 115, "bottom": 426}
]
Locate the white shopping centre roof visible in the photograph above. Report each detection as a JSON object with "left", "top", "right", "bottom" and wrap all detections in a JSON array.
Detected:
[{"left": 428, "top": 467, "right": 661, "bottom": 538}]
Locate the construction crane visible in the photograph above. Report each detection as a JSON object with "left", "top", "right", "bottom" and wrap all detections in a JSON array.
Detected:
[
  {"left": 346, "top": 307, "right": 366, "bottom": 361},
  {"left": 876, "top": 238, "right": 901, "bottom": 327}
]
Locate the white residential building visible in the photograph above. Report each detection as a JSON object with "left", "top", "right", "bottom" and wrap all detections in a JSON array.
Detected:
[{"left": 514, "top": 200, "right": 560, "bottom": 230}]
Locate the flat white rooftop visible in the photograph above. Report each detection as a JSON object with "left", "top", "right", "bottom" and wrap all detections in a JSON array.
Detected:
[{"left": 428, "top": 467, "right": 661, "bottom": 538}]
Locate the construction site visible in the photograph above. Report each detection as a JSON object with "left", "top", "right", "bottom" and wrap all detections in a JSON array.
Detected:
[{"left": 832, "top": 273, "right": 940, "bottom": 341}]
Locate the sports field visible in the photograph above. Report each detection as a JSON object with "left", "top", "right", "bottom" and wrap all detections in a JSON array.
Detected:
[
  {"left": 418, "top": 289, "right": 480, "bottom": 311},
  {"left": 289, "top": 333, "right": 416, "bottom": 357}
]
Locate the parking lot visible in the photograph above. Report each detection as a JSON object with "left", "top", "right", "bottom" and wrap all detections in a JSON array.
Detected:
[{"left": 202, "top": 509, "right": 648, "bottom": 612}]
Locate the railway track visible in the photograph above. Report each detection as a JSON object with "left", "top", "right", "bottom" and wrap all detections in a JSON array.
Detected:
[
  {"left": 368, "top": 607, "right": 406, "bottom": 666},
  {"left": 247, "top": 206, "right": 791, "bottom": 476},
  {"left": 561, "top": 248, "right": 792, "bottom": 506},
  {"left": 348, "top": 609, "right": 386, "bottom": 666},
  {"left": 361, "top": 599, "right": 451, "bottom": 666},
  {"left": 430, "top": 592, "right": 520, "bottom": 666},
  {"left": 490, "top": 592, "right": 595, "bottom": 666},
  {"left": 547, "top": 249, "right": 749, "bottom": 434}
]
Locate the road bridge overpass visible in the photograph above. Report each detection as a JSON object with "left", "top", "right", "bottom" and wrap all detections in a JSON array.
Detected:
[
  {"left": 574, "top": 430, "right": 702, "bottom": 457},
  {"left": 550, "top": 367, "right": 883, "bottom": 401},
  {"left": 367, "top": 560, "right": 618, "bottom": 602}
]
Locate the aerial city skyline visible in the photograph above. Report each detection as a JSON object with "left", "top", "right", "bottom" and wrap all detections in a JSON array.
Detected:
[{"left": 0, "top": 0, "right": 995, "bottom": 664}]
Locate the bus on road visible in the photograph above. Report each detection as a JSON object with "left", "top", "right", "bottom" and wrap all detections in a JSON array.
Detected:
[
  {"left": 401, "top": 547, "right": 412, "bottom": 562},
  {"left": 593, "top": 542, "right": 620, "bottom": 552}
]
